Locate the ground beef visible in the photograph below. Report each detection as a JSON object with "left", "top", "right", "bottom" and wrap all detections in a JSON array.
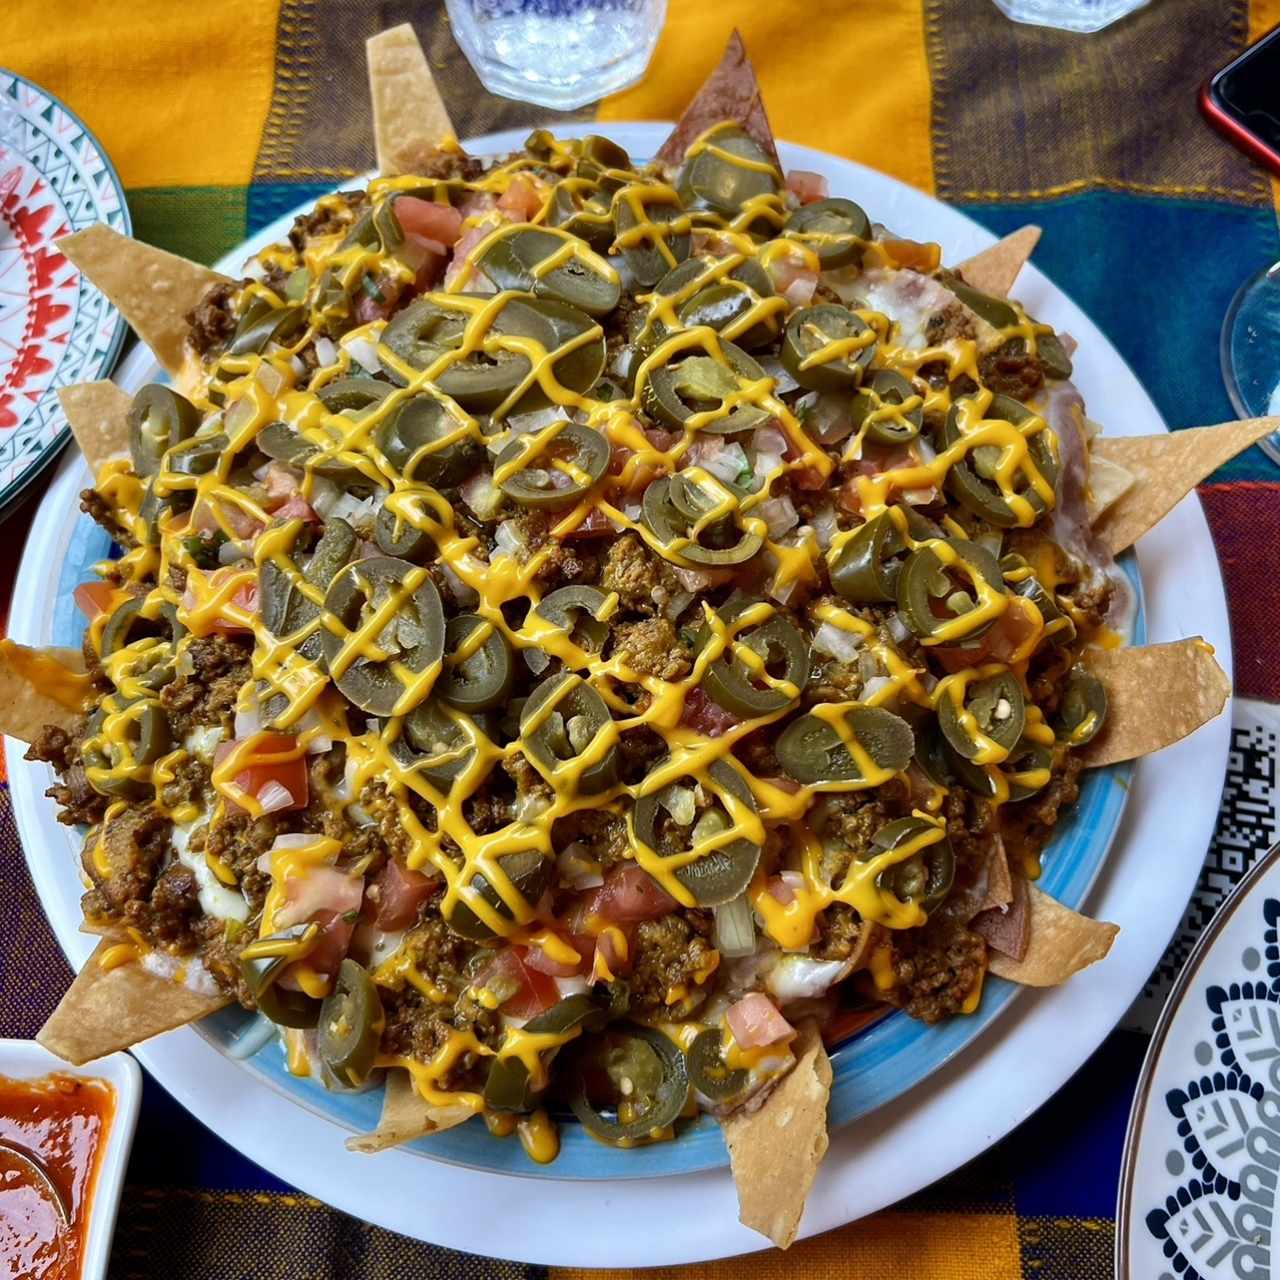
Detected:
[
  {"left": 611, "top": 617, "right": 690, "bottom": 680},
  {"left": 159, "top": 635, "right": 252, "bottom": 740},
  {"left": 143, "top": 863, "right": 205, "bottom": 948},
  {"left": 943, "top": 786, "right": 997, "bottom": 877},
  {"left": 978, "top": 339, "right": 1045, "bottom": 402},
  {"left": 551, "top": 808, "right": 629, "bottom": 869},
  {"left": 202, "top": 811, "right": 278, "bottom": 913},
  {"left": 86, "top": 805, "right": 173, "bottom": 913},
  {"left": 1002, "top": 753, "right": 1084, "bottom": 857},
  {"left": 813, "top": 902, "right": 867, "bottom": 961},
  {"left": 387, "top": 916, "right": 476, "bottom": 999},
  {"left": 885, "top": 915, "right": 985, "bottom": 1024},
  {"left": 26, "top": 720, "right": 107, "bottom": 828},
  {"left": 79, "top": 487, "right": 135, "bottom": 547},
  {"left": 157, "top": 755, "right": 210, "bottom": 814},
  {"left": 599, "top": 535, "right": 683, "bottom": 615},
  {"left": 508, "top": 511, "right": 601, "bottom": 589},
  {"left": 185, "top": 281, "right": 238, "bottom": 357},
  {"left": 287, "top": 190, "right": 369, "bottom": 253},
  {"left": 810, "top": 793, "right": 893, "bottom": 882},
  {"left": 925, "top": 301, "right": 977, "bottom": 346},
  {"left": 628, "top": 913, "right": 716, "bottom": 1019}
]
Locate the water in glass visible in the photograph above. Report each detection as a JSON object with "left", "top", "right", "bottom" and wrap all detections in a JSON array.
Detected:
[{"left": 446, "top": 0, "right": 667, "bottom": 111}]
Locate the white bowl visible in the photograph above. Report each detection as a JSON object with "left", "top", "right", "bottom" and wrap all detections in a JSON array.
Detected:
[{"left": 0, "top": 1039, "right": 140, "bottom": 1280}]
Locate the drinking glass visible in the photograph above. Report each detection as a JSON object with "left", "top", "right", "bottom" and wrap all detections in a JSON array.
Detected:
[
  {"left": 991, "top": 0, "right": 1150, "bottom": 32},
  {"left": 1221, "top": 262, "right": 1280, "bottom": 463},
  {"left": 445, "top": 0, "right": 667, "bottom": 111}
]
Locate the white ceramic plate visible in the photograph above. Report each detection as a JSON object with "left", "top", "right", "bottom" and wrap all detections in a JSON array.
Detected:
[
  {"left": 1118, "top": 842, "right": 1280, "bottom": 1279},
  {"left": 0, "top": 1039, "right": 141, "bottom": 1280},
  {"left": 6, "top": 124, "right": 1233, "bottom": 1264}
]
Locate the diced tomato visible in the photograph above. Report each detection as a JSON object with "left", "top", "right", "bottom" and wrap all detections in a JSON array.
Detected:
[
  {"left": 270, "top": 493, "right": 319, "bottom": 523},
  {"left": 882, "top": 237, "right": 941, "bottom": 273},
  {"left": 444, "top": 223, "right": 493, "bottom": 289},
  {"left": 408, "top": 236, "right": 449, "bottom": 291},
  {"left": 394, "top": 195, "right": 463, "bottom": 246},
  {"left": 931, "top": 598, "right": 1042, "bottom": 672},
  {"left": 192, "top": 496, "right": 264, "bottom": 541},
  {"left": 680, "top": 686, "right": 743, "bottom": 735},
  {"left": 643, "top": 427, "right": 682, "bottom": 452},
  {"left": 264, "top": 462, "right": 302, "bottom": 502},
  {"left": 791, "top": 465, "right": 827, "bottom": 491},
  {"left": 479, "top": 947, "right": 560, "bottom": 1019},
  {"left": 278, "top": 908, "right": 356, "bottom": 990},
  {"left": 498, "top": 175, "right": 543, "bottom": 222},
  {"left": 563, "top": 507, "right": 614, "bottom": 540},
  {"left": 583, "top": 864, "right": 680, "bottom": 925},
  {"left": 182, "top": 566, "right": 259, "bottom": 636},
  {"left": 767, "top": 248, "right": 819, "bottom": 306},
  {"left": 73, "top": 580, "right": 120, "bottom": 620},
  {"left": 214, "top": 733, "right": 308, "bottom": 814},
  {"left": 786, "top": 169, "right": 828, "bottom": 204},
  {"left": 670, "top": 563, "right": 735, "bottom": 593},
  {"left": 372, "top": 858, "right": 434, "bottom": 931},
  {"left": 726, "top": 992, "right": 794, "bottom": 1048}
]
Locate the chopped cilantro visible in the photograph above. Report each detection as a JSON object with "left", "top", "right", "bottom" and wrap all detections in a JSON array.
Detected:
[
  {"left": 361, "top": 275, "right": 385, "bottom": 303},
  {"left": 182, "top": 531, "right": 228, "bottom": 570}
]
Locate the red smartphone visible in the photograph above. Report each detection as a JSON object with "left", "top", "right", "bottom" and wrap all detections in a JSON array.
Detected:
[{"left": 1200, "top": 25, "right": 1280, "bottom": 176}]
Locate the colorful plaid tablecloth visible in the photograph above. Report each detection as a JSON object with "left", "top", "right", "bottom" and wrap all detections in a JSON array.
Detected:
[{"left": 2, "top": 1, "right": 1280, "bottom": 1274}]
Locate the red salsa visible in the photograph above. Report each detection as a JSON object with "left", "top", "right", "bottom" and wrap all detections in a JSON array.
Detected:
[{"left": 0, "top": 1074, "right": 114, "bottom": 1279}]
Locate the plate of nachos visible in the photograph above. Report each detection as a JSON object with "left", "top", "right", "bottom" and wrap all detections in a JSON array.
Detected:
[{"left": 4, "top": 26, "right": 1260, "bottom": 1263}]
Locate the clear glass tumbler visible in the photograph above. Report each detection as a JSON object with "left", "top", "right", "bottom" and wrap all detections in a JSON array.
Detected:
[
  {"left": 445, "top": 0, "right": 667, "bottom": 111},
  {"left": 1221, "top": 262, "right": 1280, "bottom": 465},
  {"left": 990, "top": 0, "right": 1150, "bottom": 32}
]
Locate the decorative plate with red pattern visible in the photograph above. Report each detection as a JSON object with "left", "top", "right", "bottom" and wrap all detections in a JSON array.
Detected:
[{"left": 0, "top": 69, "right": 129, "bottom": 515}]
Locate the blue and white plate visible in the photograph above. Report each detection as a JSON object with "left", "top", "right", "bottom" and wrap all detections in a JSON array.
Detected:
[
  {"left": 0, "top": 69, "right": 129, "bottom": 516},
  {"left": 7, "top": 125, "right": 1234, "bottom": 1265},
  {"left": 1119, "top": 841, "right": 1280, "bottom": 1280}
]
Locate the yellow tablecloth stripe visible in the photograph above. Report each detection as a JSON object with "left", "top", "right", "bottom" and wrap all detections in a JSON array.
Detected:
[
  {"left": 599, "top": 0, "right": 936, "bottom": 196},
  {"left": 0, "top": 0, "right": 279, "bottom": 187}
]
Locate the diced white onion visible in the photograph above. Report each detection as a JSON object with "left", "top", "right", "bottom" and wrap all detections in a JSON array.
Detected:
[
  {"left": 242, "top": 259, "right": 267, "bottom": 282},
  {"left": 805, "top": 392, "right": 856, "bottom": 444},
  {"left": 658, "top": 784, "right": 696, "bottom": 827},
  {"left": 218, "top": 538, "right": 252, "bottom": 566},
  {"left": 554, "top": 975, "right": 590, "bottom": 998},
  {"left": 765, "top": 956, "right": 851, "bottom": 1002},
  {"left": 758, "top": 355, "right": 799, "bottom": 396},
  {"left": 344, "top": 336, "right": 380, "bottom": 374},
  {"left": 706, "top": 442, "right": 750, "bottom": 484},
  {"left": 288, "top": 355, "right": 305, "bottom": 378},
  {"left": 713, "top": 894, "right": 757, "bottom": 958},
  {"left": 270, "top": 832, "right": 321, "bottom": 852},
  {"left": 255, "top": 362, "right": 286, "bottom": 396},
  {"left": 328, "top": 490, "right": 377, "bottom": 531},
  {"left": 493, "top": 520, "right": 525, "bottom": 560},
  {"left": 313, "top": 336, "right": 338, "bottom": 368},
  {"left": 233, "top": 704, "right": 262, "bottom": 738},
  {"left": 812, "top": 504, "right": 838, "bottom": 550},
  {"left": 460, "top": 469, "right": 502, "bottom": 520},
  {"left": 440, "top": 561, "right": 480, "bottom": 607},
  {"left": 506, "top": 407, "right": 562, "bottom": 433},
  {"left": 886, "top": 612, "right": 912, "bottom": 646},
  {"left": 812, "top": 621, "right": 864, "bottom": 663},
  {"left": 663, "top": 589, "right": 694, "bottom": 622},
  {"left": 556, "top": 842, "right": 603, "bottom": 891},
  {"left": 759, "top": 495, "right": 799, "bottom": 539},
  {"left": 257, "top": 781, "right": 296, "bottom": 814},
  {"left": 862, "top": 674, "right": 894, "bottom": 701}
]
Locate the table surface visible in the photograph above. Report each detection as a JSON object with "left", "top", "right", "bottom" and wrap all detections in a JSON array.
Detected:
[{"left": 3, "top": 0, "right": 1280, "bottom": 1275}]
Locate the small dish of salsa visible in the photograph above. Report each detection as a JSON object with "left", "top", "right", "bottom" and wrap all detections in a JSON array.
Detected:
[{"left": 0, "top": 1042, "right": 140, "bottom": 1280}]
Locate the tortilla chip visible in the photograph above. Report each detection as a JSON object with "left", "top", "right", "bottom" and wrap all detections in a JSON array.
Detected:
[
  {"left": 367, "top": 24, "right": 456, "bottom": 177},
  {"left": 57, "top": 380, "right": 131, "bottom": 470},
  {"left": 1079, "top": 637, "right": 1230, "bottom": 768},
  {"left": 38, "top": 940, "right": 229, "bottom": 1066},
  {"left": 971, "top": 871, "right": 1030, "bottom": 960},
  {"left": 722, "top": 1023, "right": 831, "bottom": 1249},
  {"left": 980, "top": 835, "right": 1014, "bottom": 914},
  {"left": 1091, "top": 417, "right": 1278, "bottom": 555},
  {"left": 1085, "top": 452, "right": 1136, "bottom": 523},
  {"left": 58, "top": 226, "right": 230, "bottom": 376},
  {"left": 655, "top": 30, "right": 780, "bottom": 173},
  {"left": 956, "top": 225, "right": 1041, "bottom": 297},
  {"left": 987, "top": 886, "right": 1118, "bottom": 987},
  {"left": 346, "top": 1069, "right": 475, "bottom": 1153},
  {"left": 0, "top": 641, "right": 89, "bottom": 742}
]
